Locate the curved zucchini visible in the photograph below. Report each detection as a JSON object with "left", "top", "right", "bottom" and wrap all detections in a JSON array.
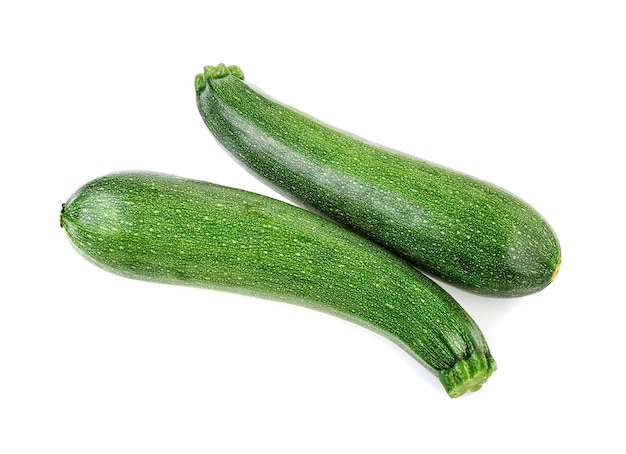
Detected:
[
  {"left": 195, "top": 64, "right": 561, "bottom": 297},
  {"left": 60, "top": 171, "right": 496, "bottom": 397}
]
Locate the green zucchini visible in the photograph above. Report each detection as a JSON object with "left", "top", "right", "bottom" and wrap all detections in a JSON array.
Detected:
[
  {"left": 60, "top": 171, "right": 496, "bottom": 397},
  {"left": 195, "top": 64, "right": 561, "bottom": 297}
]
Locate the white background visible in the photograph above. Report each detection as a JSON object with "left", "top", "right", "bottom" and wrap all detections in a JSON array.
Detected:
[{"left": 1, "top": 1, "right": 625, "bottom": 452}]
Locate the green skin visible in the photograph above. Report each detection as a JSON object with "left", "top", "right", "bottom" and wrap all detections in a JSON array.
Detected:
[
  {"left": 60, "top": 171, "right": 496, "bottom": 397},
  {"left": 195, "top": 64, "right": 561, "bottom": 297}
]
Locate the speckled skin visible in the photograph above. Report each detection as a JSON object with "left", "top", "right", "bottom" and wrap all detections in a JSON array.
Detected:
[
  {"left": 60, "top": 171, "right": 495, "bottom": 397},
  {"left": 195, "top": 65, "right": 561, "bottom": 297}
]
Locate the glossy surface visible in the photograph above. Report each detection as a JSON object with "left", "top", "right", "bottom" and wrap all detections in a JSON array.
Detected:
[
  {"left": 196, "top": 65, "right": 561, "bottom": 297},
  {"left": 60, "top": 171, "right": 495, "bottom": 397}
]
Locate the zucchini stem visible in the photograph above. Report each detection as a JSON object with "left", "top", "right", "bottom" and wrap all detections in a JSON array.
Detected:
[
  {"left": 196, "top": 63, "right": 244, "bottom": 93},
  {"left": 439, "top": 351, "right": 497, "bottom": 398}
]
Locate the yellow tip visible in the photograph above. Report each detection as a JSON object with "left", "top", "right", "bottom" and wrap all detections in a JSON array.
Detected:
[{"left": 551, "top": 262, "right": 561, "bottom": 282}]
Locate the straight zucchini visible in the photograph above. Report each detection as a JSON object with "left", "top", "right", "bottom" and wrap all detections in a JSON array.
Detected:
[
  {"left": 195, "top": 64, "right": 561, "bottom": 297},
  {"left": 60, "top": 171, "right": 496, "bottom": 397}
]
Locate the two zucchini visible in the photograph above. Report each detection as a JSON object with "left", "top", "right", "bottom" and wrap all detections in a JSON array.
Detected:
[
  {"left": 61, "top": 171, "right": 496, "bottom": 398},
  {"left": 59, "top": 63, "right": 562, "bottom": 397},
  {"left": 195, "top": 64, "right": 561, "bottom": 297}
]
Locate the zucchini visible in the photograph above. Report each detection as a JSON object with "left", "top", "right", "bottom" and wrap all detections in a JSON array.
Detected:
[
  {"left": 60, "top": 171, "right": 496, "bottom": 397},
  {"left": 195, "top": 64, "right": 561, "bottom": 297}
]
